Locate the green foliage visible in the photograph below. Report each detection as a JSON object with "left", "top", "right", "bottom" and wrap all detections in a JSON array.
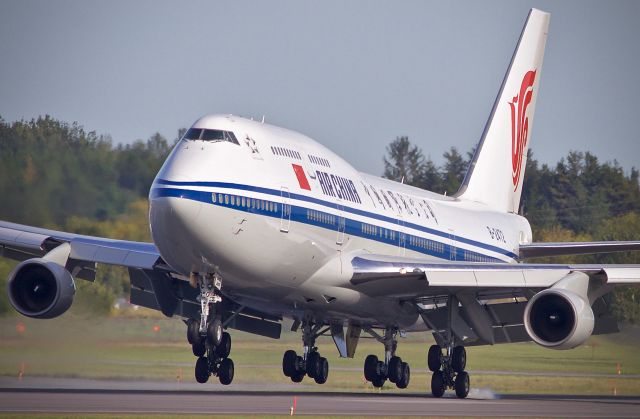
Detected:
[
  {"left": 441, "top": 147, "right": 467, "bottom": 194},
  {"left": 0, "top": 260, "right": 15, "bottom": 316},
  {"left": 116, "top": 133, "right": 172, "bottom": 197},
  {"left": 0, "top": 115, "right": 175, "bottom": 316},
  {"left": 383, "top": 136, "right": 426, "bottom": 187},
  {"left": 522, "top": 151, "right": 640, "bottom": 234},
  {"left": 0, "top": 116, "right": 173, "bottom": 225},
  {"left": 71, "top": 279, "right": 115, "bottom": 316},
  {"left": 382, "top": 137, "right": 466, "bottom": 194}
]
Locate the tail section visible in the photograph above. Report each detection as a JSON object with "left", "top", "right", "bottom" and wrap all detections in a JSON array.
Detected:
[{"left": 456, "top": 9, "right": 550, "bottom": 213}]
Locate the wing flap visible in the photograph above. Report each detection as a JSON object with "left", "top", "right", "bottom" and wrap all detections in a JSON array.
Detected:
[
  {"left": 475, "top": 269, "right": 525, "bottom": 288},
  {"left": 427, "top": 270, "right": 477, "bottom": 287},
  {"left": 519, "top": 241, "right": 640, "bottom": 259},
  {"left": 603, "top": 267, "right": 640, "bottom": 284}
]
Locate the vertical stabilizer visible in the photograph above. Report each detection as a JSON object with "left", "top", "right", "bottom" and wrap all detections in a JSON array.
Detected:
[{"left": 456, "top": 9, "right": 550, "bottom": 213}]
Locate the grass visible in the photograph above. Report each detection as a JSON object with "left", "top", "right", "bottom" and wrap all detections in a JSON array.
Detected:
[{"left": 1, "top": 314, "right": 639, "bottom": 395}]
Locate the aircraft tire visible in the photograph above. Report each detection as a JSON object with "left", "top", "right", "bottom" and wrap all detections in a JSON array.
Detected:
[
  {"left": 371, "top": 374, "right": 386, "bottom": 388},
  {"left": 388, "top": 356, "right": 402, "bottom": 383},
  {"left": 314, "top": 357, "right": 329, "bottom": 384},
  {"left": 194, "top": 357, "right": 209, "bottom": 384},
  {"left": 396, "top": 362, "right": 410, "bottom": 389},
  {"left": 431, "top": 371, "right": 445, "bottom": 398},
  {"left": 306, "top": 351, "right": 320, "bottom": 378},
  {"left": 282, "top": 350, "right": 297, "bottom": 377},
  {"left": 451, "top": 346, "right": 466, "bottom": 373},
  {"left": 192, "top": 341, "right": 206, "bottom": 357},
  {"left": 206, "top": 318, "right": 223, "bottom": 347},
  {"left": 291, "top": 371, "right": 304, "bottom": 383},
  {"left": 187, "top": 319, "right": 200, "bottom": 345},
  {"left": 218, "top": 358, "right": 234, "bottom": 385},
  {"left": 216, "top": 332, "right": 231, "bottom": 359},
  {"left": 364, "top": 354, "right": 378, "bottom": 382},
  {"left": 455, "top": 371, "right": 470, "bottom": 398},
  {"left": 427, "top": 345, "right": 442, "bottom": 372}
]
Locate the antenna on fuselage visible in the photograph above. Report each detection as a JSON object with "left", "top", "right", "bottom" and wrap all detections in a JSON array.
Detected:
[{"left": 261, "top": 115, "right": 265, "bottom": 123}]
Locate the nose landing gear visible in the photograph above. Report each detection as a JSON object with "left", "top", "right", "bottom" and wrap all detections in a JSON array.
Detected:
[{"left": 188, "top": 272, "right": 235, "bottom": 385}]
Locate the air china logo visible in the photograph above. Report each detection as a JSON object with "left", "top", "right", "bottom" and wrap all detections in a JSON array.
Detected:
[{"left": 509, "top": 70, "right": 536, "bottom": 191}]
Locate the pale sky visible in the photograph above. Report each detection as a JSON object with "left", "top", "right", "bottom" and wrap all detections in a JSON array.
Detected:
[{"left": 1, "top": 0, "right": 638, "bottom": 175}]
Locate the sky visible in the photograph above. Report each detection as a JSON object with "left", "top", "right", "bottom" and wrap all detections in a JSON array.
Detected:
[{"left": 1, "top": 0, "right": 638, "bottom": 176}]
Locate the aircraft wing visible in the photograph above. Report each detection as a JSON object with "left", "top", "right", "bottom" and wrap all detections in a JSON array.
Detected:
[
  {"left": 350, "top": 254, "right": 639, "bottom": 346},
  {"left": 519, "top": 241, "right": 640, "bottom": 259},
  {"left": 349, "top": 254, "right": 640, "bottom": 299},
  {"left": 0, "top": 220, "right": 164, "bottom": 279}
]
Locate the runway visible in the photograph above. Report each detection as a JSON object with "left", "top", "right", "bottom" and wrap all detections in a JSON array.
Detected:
[{"left": 1, "top": 387, "right": 639, "bottom": 417}]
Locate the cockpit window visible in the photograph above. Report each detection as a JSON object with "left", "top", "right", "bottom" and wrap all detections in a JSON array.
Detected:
[
  {"left": 184, "top": 128, "right": 203, "bottom": 140},
  {"left": 224, "top": 131, "right": 240, "bottom": 145},
  {"left": 183, "top": 128, "right": 240, "bottom": 145},
  {"left": 201, "top": 129, "right": 225, "bottom": 141}
]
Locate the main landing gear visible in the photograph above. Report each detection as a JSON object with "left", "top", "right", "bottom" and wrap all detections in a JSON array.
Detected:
[
  {"left": 282, "top": 320, "right": 329, "bottom": 384},
  {"left": 427, "top": 296, "right": 470, "bottom": 398},
  {"left": 428, "top": 344, "right": 469, "bottom": 398},
  {"left": 187, "top": 273, "right": 234, "bottom": 385},
  {"left": 363, "top": 328, "right": 410, "bottom": 389}
]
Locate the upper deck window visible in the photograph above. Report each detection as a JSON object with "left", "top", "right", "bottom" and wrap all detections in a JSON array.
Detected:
[{"left": 183, "top": 128, "right": 240, "bottom": 145}]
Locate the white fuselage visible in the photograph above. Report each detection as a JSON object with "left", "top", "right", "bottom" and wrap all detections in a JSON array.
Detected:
[{"left": 149, "top": 114, "right": 532, "bottom": 329}]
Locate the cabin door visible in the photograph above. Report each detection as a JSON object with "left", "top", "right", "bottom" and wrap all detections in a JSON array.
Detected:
[
  {"left": 280, "top": 187, "right": 291, "bottom": 233},
  {"left": 336, "top": 201, "right": 346, "bottom": 245}
]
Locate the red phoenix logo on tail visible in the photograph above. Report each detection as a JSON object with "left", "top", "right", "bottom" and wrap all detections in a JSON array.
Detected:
[{"left": 509, "top": 70, "right": 536, "bottom": 191}]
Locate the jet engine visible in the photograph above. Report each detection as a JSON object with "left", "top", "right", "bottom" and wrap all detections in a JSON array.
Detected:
[
  {"left": 524, "top": 287, "right": 594, "bottom": 350},
  {"left": 7, "top": 258, "right": 76, "bottom": 319}
]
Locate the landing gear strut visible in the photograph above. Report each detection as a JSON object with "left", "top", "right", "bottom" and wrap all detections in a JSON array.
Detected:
[
  {"left": 362, "top": 328, "right": 410, "bottom": 389},
  {"left": 282, "top": 320, "right": 329, "bottom": 384},
  {"left": 187, "top": 272, "right": 234, "bottom": 385},
  {"left": 428, "top": 296, "right": 470, "bottom": 398}
]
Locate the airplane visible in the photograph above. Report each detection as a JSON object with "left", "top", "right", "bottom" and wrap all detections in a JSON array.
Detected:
[{"left": 2, "top": 8, "right": 639, "bottom": 399}]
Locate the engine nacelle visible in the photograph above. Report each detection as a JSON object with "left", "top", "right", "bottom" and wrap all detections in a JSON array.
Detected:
[
  {"left": 524, "top": 287, "right": 594, "bottom": 350},
  {"left": 7, "top": 258, "right": 76, "bottom": 319}
]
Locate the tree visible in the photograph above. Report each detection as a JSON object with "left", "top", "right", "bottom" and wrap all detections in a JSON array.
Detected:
[
  {"left": 442, "top": 147, "right": 468, "bottom": 194},
  {"left": 420, "top": 159, "right": 444, "bottom": 193},
  {"left": 383, "top": 136, "right": 426, "bottom": 187}
]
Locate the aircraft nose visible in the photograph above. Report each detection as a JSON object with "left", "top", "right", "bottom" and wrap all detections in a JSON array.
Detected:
[
  {"left": 151, "top": 189, "right": 202, "bottom": 234},
  {"left": 149, "top": 193, "right": 204, "bottom": 273}
]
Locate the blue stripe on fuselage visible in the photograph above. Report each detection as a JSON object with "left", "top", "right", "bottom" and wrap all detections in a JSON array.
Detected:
[{"left": 151, "top": 182, "right": 515, "bottom": 262}]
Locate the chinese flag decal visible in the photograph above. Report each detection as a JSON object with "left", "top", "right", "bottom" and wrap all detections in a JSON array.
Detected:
[{"left": 291, "top": 164, "right": 311, "bottom": 190}]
